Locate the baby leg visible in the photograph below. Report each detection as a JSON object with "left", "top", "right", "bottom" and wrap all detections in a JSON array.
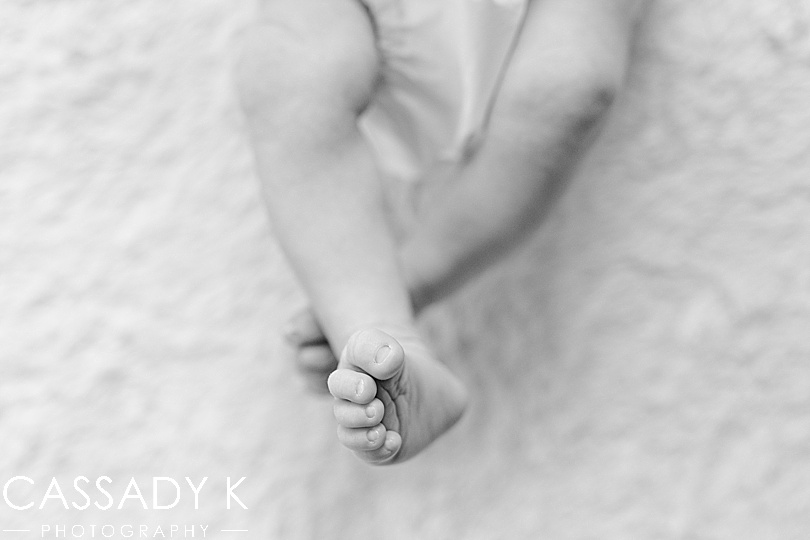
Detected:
[{"left": 235, "top": 0, "right": 467, "bottom": 464}]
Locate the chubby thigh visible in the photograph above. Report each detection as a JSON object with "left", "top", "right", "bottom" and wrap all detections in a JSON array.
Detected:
[
  {"left": 242, "top": 0, "right": 381, "bottom": 120},
  {"left": 358, "top": 0, "right": 529, "bottom": 183}
]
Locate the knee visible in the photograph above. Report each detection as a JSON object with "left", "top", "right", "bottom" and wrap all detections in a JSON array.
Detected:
[
  {"left": 233, "top": 18, "right": 379, "bottom": 129},
  {"left": 497, "top": 55, "right": 619, "bottom": 138}
]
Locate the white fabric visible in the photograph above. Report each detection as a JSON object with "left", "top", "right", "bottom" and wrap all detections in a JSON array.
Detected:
[{"left": 359, "top": 0, "right": 528, "bottom": 182}]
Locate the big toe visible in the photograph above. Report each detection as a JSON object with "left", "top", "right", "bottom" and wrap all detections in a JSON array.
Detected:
[{"left": 341, "top": 328, "right": 404, "bottom": 381}]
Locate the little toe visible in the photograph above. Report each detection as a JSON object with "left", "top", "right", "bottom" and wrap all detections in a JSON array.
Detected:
[
  {"left": 333, "top": 398, "right": 383, "bottom": 428},
  {"left": 354, "top": 430, "right": 401, "bottom": 465},
  {"left": 337, "top": 424, "right": 387, "bottom": 452},
  {"left": 327, "top": 368, "right": 377, "bottom": 404},
  {"left": 342, "top": 328, "right": 405, "bottom": 381}
]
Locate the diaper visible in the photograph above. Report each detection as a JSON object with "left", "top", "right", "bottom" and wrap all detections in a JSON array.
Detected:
[{"left": 358, "top": 0, "right": 528, "bottom": 182}]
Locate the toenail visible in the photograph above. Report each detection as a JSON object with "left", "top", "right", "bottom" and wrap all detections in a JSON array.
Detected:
[
  {"left": 374, "top": 345, "right": 392, "bottom": 364},
  {"left": 355, "top": 379, "right": 365, "bottom": 396},
  {"left": 367, "top": 428, "right": 380, "bottom": 442},
  {"left": 365, "top": 405, "right": 376, "bottom": 419}
]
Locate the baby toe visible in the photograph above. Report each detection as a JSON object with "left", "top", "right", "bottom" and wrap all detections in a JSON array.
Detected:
[
  {"left": 354, "top": 430, "right": 401, "bottom": 465},
  {"left": 341, "top": 328, "right": 405, "bottom": 381},
  {"left": 336, "top": 424, "right": 387, "bottom": 452},
  {"left": 333, "top": 398, "right": 383, "bottom": 428},
  {"left": 327, "top": 368, "right": 377, "bottom": 404}
]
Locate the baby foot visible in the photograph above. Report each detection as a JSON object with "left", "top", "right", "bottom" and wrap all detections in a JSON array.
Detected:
[
  {"left": 327, "top": 327, "right": 468, "bottom": 464},
  {"left": 283, "top": 307, "right": 337, "bottom": 394}
]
